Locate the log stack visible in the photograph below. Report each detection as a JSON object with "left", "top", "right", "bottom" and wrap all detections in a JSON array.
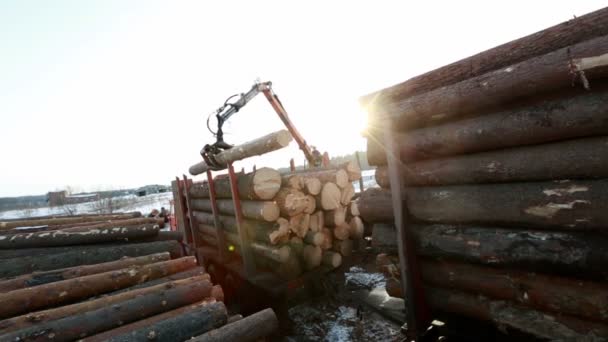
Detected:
[
  {"left": 0, "top": 213, "right": 278, "bottom": 341},
  {"left": 187, "top": 161, "right": 362, "bottom": 281},
  {"left": 360, "top": 7, "right": 608, "bottom": 340}
]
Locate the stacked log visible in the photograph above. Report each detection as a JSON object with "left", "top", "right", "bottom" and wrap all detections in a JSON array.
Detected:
[
  {"left": 0, "top": 213, "right": 278, "bottom": 341},
  {"left": 360, "top": 8, "right": 608, "bottom": 340},
  {"left": 187, "top": 162, "right": 361, "bottom": 280}
]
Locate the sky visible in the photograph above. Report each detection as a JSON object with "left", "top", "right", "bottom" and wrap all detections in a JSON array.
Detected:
[{"left": 1, "top": 0, "right": 606, "bottom": 197}]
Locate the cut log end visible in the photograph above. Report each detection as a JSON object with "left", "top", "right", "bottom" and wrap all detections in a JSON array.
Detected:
[
  {"left": 253, "top": 168, "right": 282, "bottom": 200},
  {"left": 303, "top": 177, "right": 322, "bottom": 195},
  {"left": 320, "top": 182, "right": 341, "bottom": 210},
  {"left": 322, "top": 251, "right": 343, "bottom": 268}
]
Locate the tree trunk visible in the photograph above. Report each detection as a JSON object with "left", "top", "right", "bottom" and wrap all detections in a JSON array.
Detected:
[
  {"left": 340, "top": 183, "right": 355, "bottom": 205},
  {"left": 189, "top": 167, "right": 281, "bottom": 200},
  {"left": 422, "top": 259, "right": 608, "bottom": 323},
  {"left": 332, "top": 239, "right": 353, "bottom": 257},
  {"left": 191, "top": 199, "right": 279, "bottom": 222},
  {"left": 2, "top": 277, "right": 219, "bottom": 341},
  {"left": 296, "top": 169, "right": 349, "bottom": 188},
  {"left": 274, "top": 188, "right": 308, "bottom": 217},
  {"left": 188, "top": 308, "right": 278, "bottom": 342},
  {"left": 0, "top": 241, "right": 183, "bottom": 278},
  {"left": 0, "top": 213, "right": 144, "bottom": 231},
  {"left": 371, "top": 224, "right": 397, "bottom": 254},
  {"left": 133, "top": 230, "right": 184, "bottom": 243},
  {"left": 189, "top": 130, "right": 292, "bottom": 175},
  {"left": 321, "top": 251, "right": 342, "bottom": 268},
  {"left": 427, "top": 287, "right": 608, "bottom": 340},
  {"left": 302, "top": 245, "right": 322, "bottom": 270},
  {"left": 193, "top": 211, "right": 276, "bottom": 237},
  {"left": 103, "top": 267, "right": 208, "bottom": 297},
  {"left": 333, "top": 223, "right": 350, "bottom": 241},
  {"left": 302, "top": 177, "right": 322, "bottom": 195},
  {"left": 358, "top": 188, "right": 393, "bottom": 223},
  {"left": 0, "top": 257, "right": 197, "bottom": 319},
  {"left": 414, "top": 224, "right": 608, "bottom": 279},
  {"left": 324, "top": 207, "right": 346, "bottom": 227},
  {"left": 0, "top": 217, "right": 164, "bottom": 235},
  {"left": 85, "top": 301, "right": 227, "bottom": 342},
  {"left": 348, "top": 216, "right": 364, "bottom": 239},
  {"left": 317, "top": 182, "right": 342, "bottom": 210},
  {"left": 402, "top": 136, "right": 608, "bottom": 186},
  {"left": 367, "top": 90, "right": 608, "bottom": 166},
  {"left": 303, "top": 231, "right": 325, "bottom": 247},
  {"left": 0, "top": 225, "right": 160, "bottom": 249},
  {"left": 0, "top": 252, "right": 171, "bottom": 293},
  {"left": 373, "top": 35, "right": 608, "bottom": 131},
  {"left": 360, "top": 6, "right": 608, "bottom": 108},
  {"left": 408, "top": 179, "right": 608, "bottom": 230}
]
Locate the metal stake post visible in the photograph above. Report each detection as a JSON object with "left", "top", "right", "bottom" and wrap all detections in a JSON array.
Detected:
[
  {"left": 175, "top": 177, "right": 194, "bottom": 247},
  {"left": 183, "top": 175, "right": 202, "bottom": 252},
  {"left": 227, "top": 163, "right": 256, "bottom": 277},
  {"left": 206, "top": 170, "right": 228, "bottom": 262}
]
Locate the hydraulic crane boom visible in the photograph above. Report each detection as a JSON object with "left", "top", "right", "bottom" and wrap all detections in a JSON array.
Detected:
[{"left": 202, "top": 81, "right": 322, "bottom": 170}]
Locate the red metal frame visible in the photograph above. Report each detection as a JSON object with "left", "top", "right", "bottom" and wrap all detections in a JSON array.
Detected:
[
  {"left": 227, "top": 163, "right": 256, "bottom": 277},
  {"left": 206, "top": 170, "right": 228, "bottom": 262},
  {"left": 174, "top": 177, "right": 193, "bottom": 246},
  {"left": 183, "top": 175, "right": 202, "bottom": 251}
]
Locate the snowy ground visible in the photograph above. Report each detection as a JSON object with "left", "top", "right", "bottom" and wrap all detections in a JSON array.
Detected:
[{"left": 0, "top": 192, "right": 173, "bottom": 220}]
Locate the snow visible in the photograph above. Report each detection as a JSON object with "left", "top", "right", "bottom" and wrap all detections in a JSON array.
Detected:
[{"left": 345, "top": 266, "right": 386, "bottom": 290}]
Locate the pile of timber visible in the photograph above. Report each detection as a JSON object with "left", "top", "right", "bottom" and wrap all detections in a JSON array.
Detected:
[
  {"left": 0, "top": 213, "right": 279, "bottom": 341},
  {"left": 188, "top": 161, "right": 362, "bottom": 280},
  {"left": 359, "top": 7, "right": 608, "bottom": 341}
]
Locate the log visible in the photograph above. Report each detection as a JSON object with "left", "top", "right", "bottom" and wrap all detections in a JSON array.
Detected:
[
  {"left": 302, "top": 245, "right": 322, "bottom": 270},
  {"left": 0, "top": 274, "right": 210, "bottom": 333},
  {"left": 0, "top": 225, "right": 160, "bottom": 249},
  {"left": 274, "top": 188, "right": 308, "bottom": 217},
  {"left": 320, "top": 228, "right": 333, "bottom": 250},
  {"left": 372, "top": 35, "right": 608, "bottom": 131},
  {"left": 303, "top": 231, "right": 325, "bottom": 247},
  {"left": 0, "top": 212, "right": 142, "bottom": 222},
  {"left": 189, "top": 130, "right": 293, "bottom": 174},
  {"left": 422, "top": 259, "right": 608, "bottom": 323},
  {"left": 340, "top": 183, "right": 355, "bottom": 205},
  {"left": 324, "top": 207, "right": 346, "bottom": 227},
  {"left": 0, "top": 217, "right": 164, "bottom": 235},
  {"left": 348, "top": 216, "right": 364, "bottom": 239},
  {"left": 293, "top": 168, "right": 349, "bottom": 188},
  {"left": 303, "top": 195, "right": 316, "bottom": 214},
  {"left": 367, "top": 89, "right": 608, "bottom": 166},
  {"left": 414, "top": 224, "right": 608, "bottom": 279},
  {"left": 0, "top": 213, "right": 144, "bottom": 231},
  {"left": 0, "top": 240, "right": 183, "bottom": 278},
  {"left": 341, "top": 160, "right": 362, "bottom": 181},
  {"left": 302, "top": 177, "right": 322, "bottom": 195},
  {"left": 385, "top": 277, "right": 404, "bottom": 298},
  {"left": 189, "top": 167, "right": 281, "bottom": 200},
  {"left": 333, "top": 223, "right": 350, "bottom": 240},
  {"left": 250, "top": 242, "right": 291, "bottom": 263},
  {"left": 282, "top": 174, "right": 303, "bottom": 190},
  {"left": 0, "top": 252, "right": 171, "bottom": 293},
  {"left": 268, "top": 218, "right": 290, "bottom": 244},
  {"left": 194, "top": 211, "right": 279, "bottom": 245},
  {"left": 371, "top": 224, "right": 397, "bottom": 253},
  {"left": 0, "top": 257, "right": 197, "bottom": 319},
  {"left": 408, "top": 179, "right": 608, "bottom": 230},
  {"left": 317, "top": 182, "right": 342, "bottom": 210},
  {"left": 2, "top": 276, "right": 219, "bottom": 341},
  {"left": 427, "top": 287, "right": 608, "bottom": 340},
  {"left": 191, "top": 199, "right": 280, "bottom": 222},
  {"left": 360, "top": 7, "right": 608, "bottom": 108},
  {"left": 102, "top": 267, "right": 208, "bottom": 297},
  {"left": 188, "top": 308, "right": 278, "bottom": 342},
  {"left": 358, "top": 188, "right": 393, "bottom": 223},
  {"left": 289, "top": 214, "right": 310, "bottom": 238},
  {"left": 401, "top": 136, "right": 608, "bottom": 186},
  {"left": 133, "top": 230, "right": 184, "bottom": 242},
  {"left": 332, "top": 239, "right": 353, "bottom": 257},
  {"left": 309, "top": 211, "right": 324, "bottom": 233},
  {"left": 375, "top": 167, "right": 390, "bottom": 189},
  {"left": 321, "top": 251, "right": 342, "bottom": 268},
  {"left": 85, "top": 301, "right": 227, "bottom": 342},
  {"left": 347, "top": 201, "right": 360, "bottom": 218}
]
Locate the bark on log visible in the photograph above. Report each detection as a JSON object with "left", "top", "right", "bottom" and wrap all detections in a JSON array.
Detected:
[
  {"left": 360, "top": 6, "right": 608, "bottom": 108},
  {"left": 132, "top": 230, "right": 184, "bottom": 243},
  {"left": 296, "top": 169, "right": 349, "bottom": 188},
  {"left": 427, "top": 287, "right": 608, "bottom": 340},
  {"left": 0, "top": 257, "right": 197, "bottom": 319},
  {"left": 371, "top": 224, "right": 397, "bottom": 254},
  {"left": 0, "top": 252, "right": 171, "bottom": 293},
  {"left": 408, "top": 179, "right": 608, "bottom": 230},
  {"left": 414, "top": 224, "right": 608, "bottom": 279},
  {"left": 191, "top": 199, "right": 280, "bottom": 222},
  {"left": 372, "top": 35, "right": 608, "bottom": 131},
  {"left": 1, "top": 277, "right": 219, "bottom": 341},
  {"left": 0, "top": 217, "right": 164, "bottom": 235},
  {"left": 0, "top": 213, "right": 144, "bottom": 231},
  {"left": 188, "top": 308, "right": 278, "bottom": 342},
  {"left": 193, "top": 211, "right": 279, "bottom": 245},
  {"left": 85, "top": 301, "right": 227, "bottom": 342},
  {"left": 275, "top": 188, "right": 308, "bottom": 217},
  {"left": 385, "top": 277, "right": 404, "bottom": 298},
  {"left": 348, "top": 216, "right": 364, "bottom": 239},
  {"left": 302, "top": 177, "right": 322, "bottom": 195},
  {"left": 401, "top": 136, "right": 608, "bottom": 186},
  {"left": 102, "top": 267, "right": 208, "bottom": 298},
  {"left": 189, "top": 130, "right": 293, "bottom": 175},
  {"left": 358, "top": 188, "right": 394, "bottom": 223},
  {"left": 324, "top": 207, "right": 346, "bottom": 227},
  {"left": 367, "top": 89, "right": 608, "bottom": 166},
  {"left": 317, "top": 182, "right": 342, "bottom": 210},
  {"left": 0, "top": 225, "right": 160, "bottom": 249},
  {"left": 0, "top": 240, "right": 183, "bottom": 278},
  {"left": 289, "top": 214, "right": 310, "bottom": 238},
  {"left": 321, "top": 251, "right": 342, "bottom": 268},
  {"left": 422, "top": 259, "right": 608, "bottom": 323},
  {"left": 303, "top": 231, "right": 325, "bottom": 247},
  {"left": 189, "top": 167, "right": 281, "bottom": 200},
  {"left": 332, "top": 239, "right": 353, "bottom": 257},
  {"left": 340, "top": 183, "right": 355, "bottom": 205},
  {"left": 302, "top": 245, "right": 322, "bottom": 270},
  {"left": 0, "top": 274, "right": 210, "bottom": 333},
  {"left": 333, "top": 223, "right": 350, "bottom": 240},
  {"left": 0, "top": 212, "right": 141, "bottom": 223}
]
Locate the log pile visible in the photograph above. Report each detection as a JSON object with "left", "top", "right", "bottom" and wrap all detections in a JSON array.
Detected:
[
  {"left": 0, "top": 213, "right": 279, "bottom": 341},
  {"left": 360, "top": 7, "right": 608, "bottom": 340},
  {"left": 188, "top": 161, "right": 362, "bottom": 280}
]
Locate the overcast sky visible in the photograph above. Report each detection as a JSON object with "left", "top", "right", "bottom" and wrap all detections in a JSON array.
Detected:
[{"left": 1, "top": 1, "right": 605, "bottom": 197}]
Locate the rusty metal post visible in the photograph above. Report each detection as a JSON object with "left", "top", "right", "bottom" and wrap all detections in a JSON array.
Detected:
[
  {"left": 183, "top": 175, "right": 203, "bottom": 255},
  {"left": 355, "top": 152, "right": 365, "bottom": 192},
  {"left": 383, "top": 126, "right": 431, "bottom": 339},
  {"left": 227, "top": 163, "right": 256, "bottom": 277},
  {"left": 206, "top": 170, "right": 228, "bottom": 263},
  {"left": 290, "top": 158, "right": 295, "bottom": 172},
  {"left": 175, "top": 177, "right": 194, "bottom": 246}
]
